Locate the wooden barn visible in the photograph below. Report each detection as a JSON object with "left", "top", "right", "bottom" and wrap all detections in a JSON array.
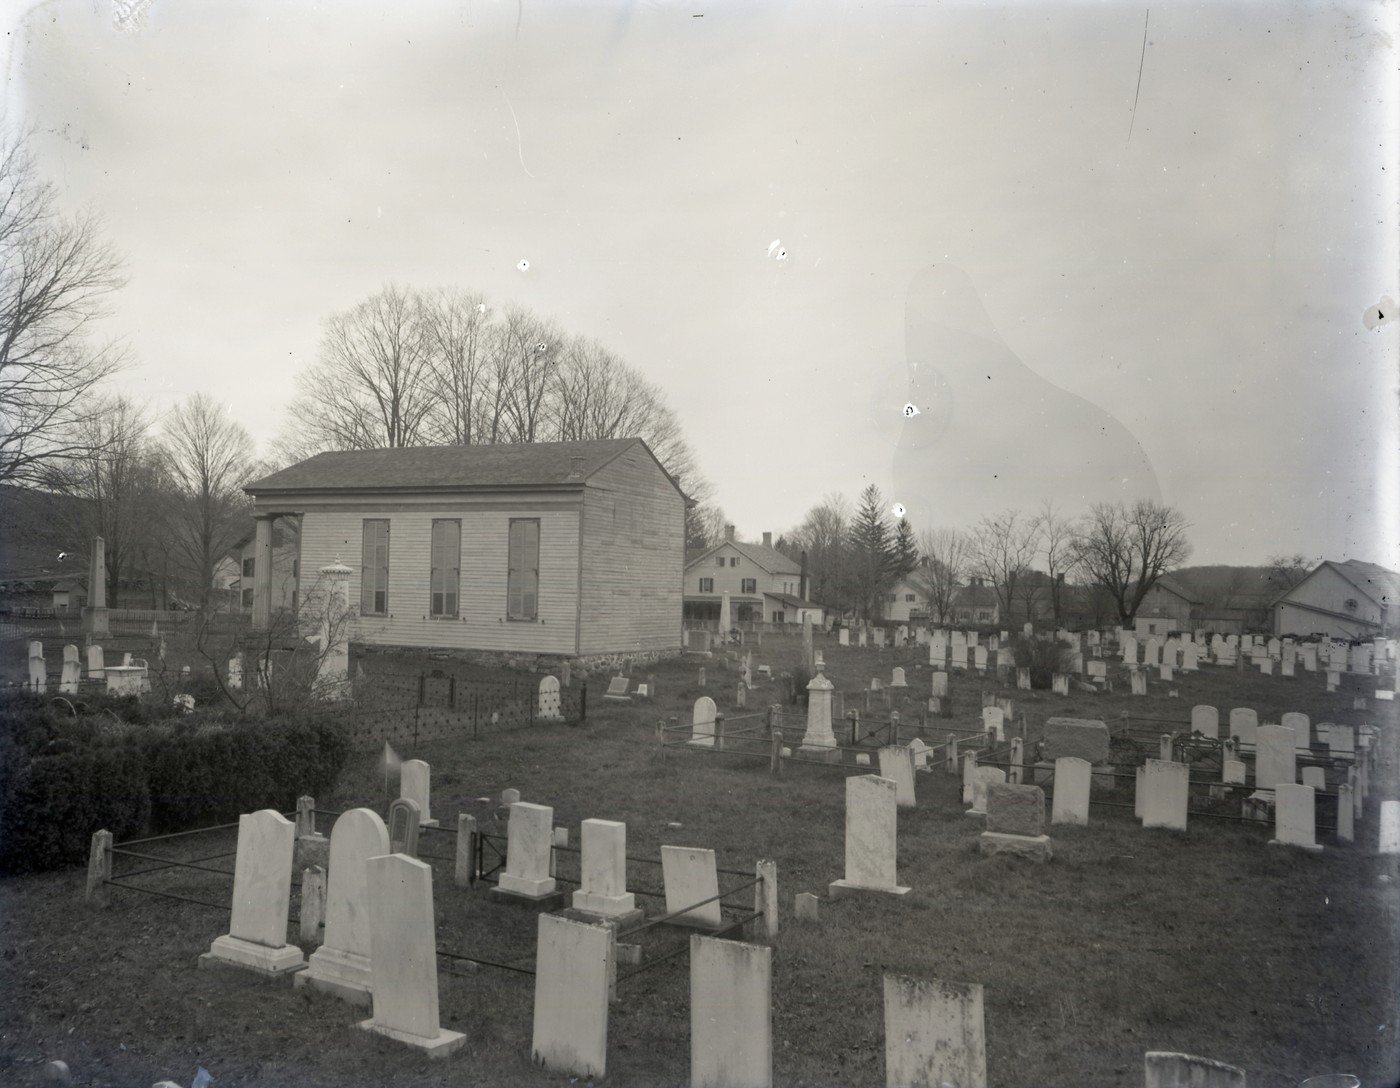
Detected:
[{"left": 243, "top": 439, "right": 688, "bottom": 665}]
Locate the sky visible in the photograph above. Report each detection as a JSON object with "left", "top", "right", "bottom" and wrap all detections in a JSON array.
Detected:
[{"left": 6, "top": 0, "right": 1398, "bottom": 567}]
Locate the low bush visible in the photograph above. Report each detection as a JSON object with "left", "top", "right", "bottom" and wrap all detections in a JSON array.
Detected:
[
  {"left": 0, "top": 692, "right": 350, "bottom": 874},
  {"left": 1010, "top": 634, "right": 1074, "bottom": 690}
]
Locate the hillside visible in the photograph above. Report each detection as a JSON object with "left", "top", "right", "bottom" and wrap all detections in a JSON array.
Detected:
[{"left": 0, "top": 485, "right": 91, "bottom": 585}]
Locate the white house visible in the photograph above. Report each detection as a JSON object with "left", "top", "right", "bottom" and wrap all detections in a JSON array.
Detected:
[{"left": 1272, "top": 559, "right": 1399, "bottom": 639}]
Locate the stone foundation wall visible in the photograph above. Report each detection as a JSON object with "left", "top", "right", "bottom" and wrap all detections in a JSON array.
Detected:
[{"left": 353, "top": 642, "right": 681, "bottom": 678}]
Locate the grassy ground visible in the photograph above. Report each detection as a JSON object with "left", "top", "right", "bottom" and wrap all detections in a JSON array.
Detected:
[{"left": 1, "top": 632, "right": 1396, "bottom": 1087}]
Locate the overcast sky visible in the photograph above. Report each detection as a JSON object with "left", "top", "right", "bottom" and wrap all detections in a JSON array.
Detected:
[{"left": 7, "top": 0, "right": 1398, "bottom": 567}]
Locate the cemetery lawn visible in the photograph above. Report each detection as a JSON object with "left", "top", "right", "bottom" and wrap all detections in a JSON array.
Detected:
[{"left": 1, "top": 634, "right": 1397, "bottom": 1087}]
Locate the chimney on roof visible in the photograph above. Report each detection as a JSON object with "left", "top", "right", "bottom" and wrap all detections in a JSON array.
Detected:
[
  {"left": 762, "top": 531, "right": 772, "bottom": 548},
  {"left": 724, "top": 524, "right": 735, "bottom": 542},
  {"left": 568, "top": 456, "right": 584, "bottom": 478}
]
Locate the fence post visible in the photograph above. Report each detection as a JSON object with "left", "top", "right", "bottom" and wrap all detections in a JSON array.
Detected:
[
  {"left": 890, "top": 710, "right": 900, "bottom": 745},
  {"left": 754, "top": 858, "right": 778, "bottom": 940},
  {"left": 473, "top": 692, "right": 479, "bottom": 740},
  {"left": 580, "top": 682, "right": 588, "bottom": 722},
  {"left": 714, "top": 712, "right": 726, "bottom": 752},
  {"left": 449, "top": 675, "right": 456, "bottom": 709},
  {"left": 300, "top": 865, "right": 326, "bottom": 944},
  {"left": 85, "top": 829, "right": 112, "bottom": 906},
  {"left": 770, "top": 729, "right": 783, "bottom": 775},
  {"left": 455, "top": 813, "right": 477, "bottom": 888},
  {"left": 296, "top": 795, "right": 315, "bottom": 838},
  {"left": 417, "top": 672, "right": 425, "bottom": 707}
]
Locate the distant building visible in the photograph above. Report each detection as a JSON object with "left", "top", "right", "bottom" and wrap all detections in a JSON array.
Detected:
[
  {"left": 880, "top": 575, "right": 927, "bottom": 624},
  {"left": 244, "top": 438, "right": 688, "bottom": 664},
  {"left": 952, "top": 579, "right": 999, "bottom": 627},
  {"left": 683, "top": 526, "right": 824, "bottom": 627},
  {"left": 217, "top": 522, "right": 300, "bottom": 613},
  {"left": 1272, "top": 559, "right": 1399, "bottom": 639},
  {"left": 1133, "top": 575, "right": 1197, "bottom": 636}
]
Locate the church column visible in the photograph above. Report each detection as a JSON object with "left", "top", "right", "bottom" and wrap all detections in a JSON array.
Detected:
[{"left": 251, "top": 515, "right": 276, "bottom": 630}]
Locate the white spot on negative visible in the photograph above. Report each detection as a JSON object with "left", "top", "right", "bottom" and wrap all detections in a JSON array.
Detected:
[
  {"left": 892, "top": 503, "right": 906, "bottom": 518},
  {"left": 767, "top": 239, "right": 787, "bottom": 260},
  {"left": 903, "top": 403, "right": 920, "bottom": 418},
  {"left": 517, "top": 259, "right": 530, "bottom": 272}
]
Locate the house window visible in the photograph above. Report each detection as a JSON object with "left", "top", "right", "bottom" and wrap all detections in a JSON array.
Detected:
[
  {"left": 887, "top": 593, "right": 897, "bottom": 603},
  {"left": 361, "top": 519, "right": 390, "bottom": 615},
  {"left": 241, "top": 588, "right": 253, "bottom": 609},
  {"left": 292, "top": 559, "right": 299, "bottom": 579},
  {"left": 741, "top": 578, "right": 756, "bottom": 594},
  {"left": 700, "top": 577, "right": 714, "bottom": 593},
  {"left": 715, "top": 557, "right": 725, "bottom": 567},
  {"left": 507, "top": 518, "right": 540, "bottom": 620},
  {"left": 430, "top": 519, "right": 461, "bottom": 617},
  {"left": 729, "top": 557, "right": 739, "bottom": 567},
  {"left": 773, "top": 611, "right": 785, "bottom": 624},
  {"left": 242, "top": 557, "right": 254, "bottom": 578},
  {"left": 905, "top": 594, "right": 916, "bottom": 602},
  {"left": 291, "top": 590, "right": 298, "bottom": 611}
]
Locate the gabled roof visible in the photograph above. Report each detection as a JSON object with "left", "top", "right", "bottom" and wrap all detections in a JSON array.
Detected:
[
  {"left": 953, "top": 584, "right": 998, "bottom": 608},
  {"left": 1152, "top": 575, "right": 1198, "bottom": 604},
  {"left": 762, "top": 592, "right": 824, "bottom": 610},
  {"left": 685, "top": 539, "right": 801, "bottom": 576},
  {"left": 245, "top": 438, "right": 686, "bottom": 499},
  {"left": 1272, "top": 560, "right": 1400, "bottom": 610}
]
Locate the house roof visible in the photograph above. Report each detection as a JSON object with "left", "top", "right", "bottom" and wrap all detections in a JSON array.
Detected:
[
  {"left": 1152, "top": 575, "right": 1198, "bottom": 604},
  {"left": 245, "top": 438, "right": 687, "bottom": 499},
  {"left": 1271, "top": 559, "right": 1400, "bottom": 610},
  {"left": 953, "top": 584, "right": 998, "bottom": 608},
  {"left": 685, "top": 539, "right": 801, "bottom": 576},
  {"left": 762, "top": 592, "right": 824, "bottom": 610}
]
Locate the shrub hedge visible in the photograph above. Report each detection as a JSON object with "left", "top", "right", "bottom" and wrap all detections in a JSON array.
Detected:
[{"left": 0, "top": 693, "right": 349, "bottom": 875}]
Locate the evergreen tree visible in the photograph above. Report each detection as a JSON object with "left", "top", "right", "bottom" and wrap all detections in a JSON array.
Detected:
[
  {"left": 892, "top": 517, "right": 919, "bottom": 579},
  {"left": 848, "top": 484, "right": 896, "bottom": 620}
]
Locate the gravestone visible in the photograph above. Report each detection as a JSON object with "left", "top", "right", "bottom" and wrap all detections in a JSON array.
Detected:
[
  {"left": 1228, "top": 708, "right": 1258, "bottom": 745},
  {"left": 60, "top": 644, "right": 81, "bottom": 694},
  {"left": 297, "top": 808, "right": 391, "bottom": 1005},
  {"left": 1139, "top": 759, "right": 1189, "bottom": 831},
  {"left": 1042, "top": 718, "right": 1110, "bottom": 764},
  {"left": 829, "top": 775, "right": 909, "bottom": 897},
  {"left": 399, "top": 760, "right": 437, "bottom": 828},
  {"left": 1016, "top": 667, "right": 1031, "bottom": 691},
  {"left": 387, "top": 797, "right": 421, "bottom": 857},
  {"left": 356, "top": 853, "right": 465, "bottom": 1056},
  {"left": 974, "top": 646, "right": 988, "bottom": 671},
  {"left": 1121, "top": 635, "right": 1138, "bottom": 663},
  {"left": 690, "top": 936, "right": 772, "bottom": 1088},
  {"left": 531, "top": 915, "right": 613, "bottom": 1078},
  {"left": 839, "top": 628, "right": 850, "bottom": 646},
  {"left": 604, "top": 674, "right": 632, "bottom": 701},
  {"left": 1049, "top": 757, "right": 1092, "bottom": 831},
  {"left": 690, "top": 696, "right": 719, "bottom": 748},
  {"left": 883, "top": 975, "right": 986, "bottom": 1088},
  {"left": 572, "top": 819, "right": 639, "bottom": 922},
  {"left": 1281, "top": 711, "right": 1310, "bottom": 747},
  {"left": 984, "top": 782, "right": 1045, "bottom": 840},
  {"left": 1190, "top": 705, "right": 1219, "bottom": 739},
  {"left": 794, "top": 892, "right": 819, "bottom": 922},
  {"left": 981, "top": 706, "right": 1005, "bottom": 742},
  {"left": 27, "top": 641, "right": 45, "bottom": 694},
  {"left": 1130, "top": 669, "right": 1147, "bottom": 696},
  {"left": 1380, "top": 801, "right": 1400, "bottom": 854},
  {"left": 878, "top": 746, "right": 917, "bottom": 808},
  {"left": 1270, "top": 783, "right": 1322, "bottom": 852},
  {"left": 967, "top": 768, "right": 1006, "bottom": 817},
  {"left": 930, "top": 671, "right": 949, "bottom": 698},
  {"left": 86, "top": 643, "right": 105, "bottom": 681},
  {"left": 1181, "top": 643, "right": 1200, "bottom": 671},
  {"left": 1254, "top": 725, "right": 1297, "bottom": 791},
  {"left": 1087, "top": 660, "right": 1107, "bottom": 680},
  {"left": 200, "top": 810, "right": 304, "bottom": 977},
  {"left": 909, "top": 737, "right": 931, "bottom": 771},
  {"left": 661, "top": 845, "right": 722, "bottom": 928},
  {"left": 890, "top": 667, "right": 907, "bottom": 688},
  {"left": 962, "top": 752, "right": 979, "bottom": 804},
  {"left": 1052, "top": 673, "right": 1069, "bottom": 696},
  {"left": 798, "top": 674, "right": 839, "bottom": 761},
  {"left": 538, "top": 676, "right": 562, "bottom": 720},
  {"left": 494, "top": 802, "right": 558, "bottom": 902}
]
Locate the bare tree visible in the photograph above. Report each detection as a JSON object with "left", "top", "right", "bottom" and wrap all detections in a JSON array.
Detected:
[
  {"left": 912, "top": 527, "right": 968, "bottom": 624},
  {"left": 968, "top": 509, "right": 1041, "bottom": 624},
  {"left": 1264, "top": 552, "right": 1313, "bottom": 595},
  {"left": 1036, "top": 500, "right": 1076, "bottom": 627},
  {"left": 1075, "top": 499, "right": 1193, "bottom": 623},
  {"left": 786, "top": 492, "right": 854, "bottom": 612},
  {"left": 419, "top": 287, "right": 491, "bottom": 445},
  {"left": 282, "top": 284, "right": 436, "bottom": 456},
  {"left": 42, "top": 395, "right": 160, "bottom": 605},
  {"left": 489, "top": 304, "right": 562, "bottom": 444},
  {"left": 0, "top": 133, "right": 126, "bottom": 485},
  {"left": 161, "top": 394, "right": 257, "bottom": 606}
]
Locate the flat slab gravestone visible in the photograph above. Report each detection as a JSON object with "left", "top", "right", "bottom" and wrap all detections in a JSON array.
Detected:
[
  {"left": 1254, "top": 725, "right": 1297, "bottom": 791},
  {"left": 296, "top": 808, "right": 391, "bottom": 1006},
  {"left": 883, "top": 974, "right": 987, "bottom": 1088},
  {"left": 1301, "top": 765, "right": 1326, "bottom": 791},
  {"left": 1191, "top": 705, "right": 1219, "bottom": 739},
  {"left": 1051, "top": 757, "right": 1091, "bottom": 826},
  {"left": 572, "top": 819, "right": 640, "bottom": 922},
  {"left": 690, "top": 936, "right": 772, "bottom": 1088},
  {"left": 200, "top": 810, "right": 304, "bottom": 978},
  {"left": 531, "top": 914, "right": 613, "bottom": 1078},
  {"left": 967, "top": 768, "right": 1006, "bottom": 817},
  {"left": 1041, "top": 718, "right": 1110, "bottom": 764},
  {"left": 690, "top": 696, "right": 719, "bottom": 748},
  {"left": 1228, "top": 708, "right": 1258, "bottom": 745},
  {"left": 1281, "top": 711, "right": 1310, "bottom": 747},
  {"left": 981, "top": 706, "right": 1005, "bottom": 741},
  {"left": 538, "top": 676, "right": 562, "bottom": 720},
  {"left": 878, "top": 746, "right": 918, "bottom": 808},
  {"left": 399, "top": 760, "right": 438, "bottom": 828},
  {"left": 494, "top": 802, "right": 558, "bottom": 901},
  {"left": 1269, "top": 783, "right": 1322, "bottom": 852},
  {"left": 603, "top": 675, "right": 632, "bottom": 701},
  {"left": 979, "top": 783, "right": 1051, "bottom": 861},
  {"left": 661, "top": 845, "right": 723, "bottom": 928},
  {"left": 1380, "top": 800, "right": 1400, "bottom": 855},
  {"left": 1139, "top": 759, "right": 1189, "bottom": 831},
  {"left": 830, "top": 775, "right": 909, "bottom": 898}
]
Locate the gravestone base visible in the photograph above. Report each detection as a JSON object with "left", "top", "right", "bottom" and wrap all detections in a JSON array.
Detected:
[
  {"left": 797, "top": 744, "right": 842, "bottom": 763},
  {"left": 357, "top": 1019, "right": 467, "bottom": 1058},
  {"left": 199, "top": 935, "right": 306, "bottom": 979},
  {"left": 491, "top": 879, "right": 566, "bottom": 910},
  {"left": 1267, "top": 837, "right": 1323, "bottom": 854},
  {"left": 560, "top": 904, "right": 647, "bottom": 933},
  {"left": 827, "top": 878, "right": 911, "bottom": 899},
  {"left": 1208, "top": 784, "right": 1236, "bottom": 802},
  {"left": 566, "top": 895, "right": 646, "bottom": 931},
  {"left": 294, "top": 947, "right": 373, "bottom": 1006},
  {"left": 418, "top": 818, "right": 440, "bottom": 829},
  {"left": 977, "top": 832, "right": 1053, "bottom": 863}
]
